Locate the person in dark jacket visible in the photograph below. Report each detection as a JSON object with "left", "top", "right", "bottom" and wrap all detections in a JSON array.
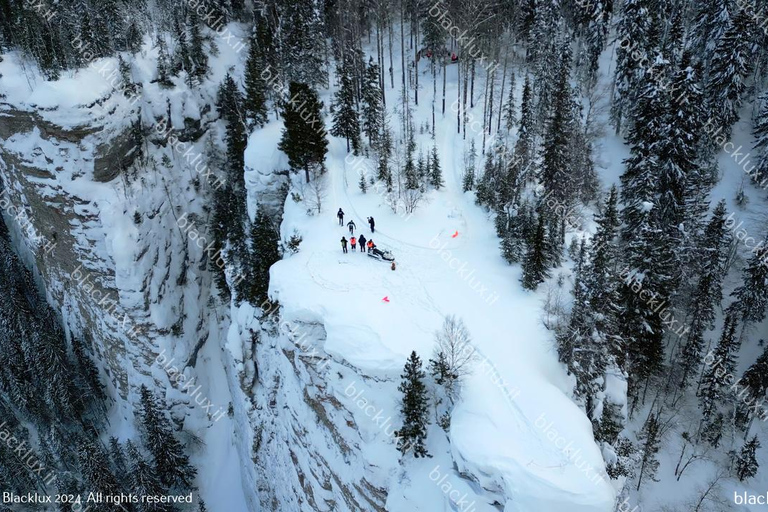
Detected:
[
  {"left": 368, "top": 216, "right": 375, "bottom": 233},
  {"left": 341, "top": 237, "right": 348, "bottom": 253},
  {"left": 347, "top": 219, "right": 356, "bottom": 234},
  {"left": 358, "top": 234, "right": 366, "bottom": 252},
  {"left": 337, "top": 208, "right": 345, "bottom": 226}
]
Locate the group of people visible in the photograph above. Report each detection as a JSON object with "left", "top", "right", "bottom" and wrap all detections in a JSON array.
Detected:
[{"left": 337, "top": 208, "right": 376, "bottom": 254}]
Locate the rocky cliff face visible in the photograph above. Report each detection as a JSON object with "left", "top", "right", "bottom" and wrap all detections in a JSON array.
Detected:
[{"left": 0, "top": 77, "right": 390, "bottom": 510}]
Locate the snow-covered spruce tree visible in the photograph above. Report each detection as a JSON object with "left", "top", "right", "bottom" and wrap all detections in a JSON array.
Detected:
[
  {"left": 689, "top": 0, "right": 731, "bottom": 61},
  {"left": 735, "top": 435, "right": 761, "bottom": 481},
  {"left": 636, "top": 412, "right": 662, "bottom": 490},
  {"left": 499, "top": 210, "right": 526, "bottom": 264},
  {"left": 78, "top": 436, "right": 122, "bottom": 498},
  {"left": 611, "top": 0, "right": 650, "bottom": 134},
  {"left": 584, "top": 186, "right": 622, "bottom": 360},
  {"left": 558, "top": 239, "right": 592, "bottom": 398},
  {"left": 126, "top": 441, "right": 174, "bottom": 511},
  {"left": 475, "top": 152, "right": 500, "bottom": 208},
  {"left": 698, "top": 313, "right": 738, "bottom": 437},
  {"left": 358, "top": 171, "right": 368, "bottom": 193},
  {"left": 540, "top": 42, "right": 576, "bottom": 209},
  {"left": 735, "top": 344, "right": 768, "bottom": 431},
  {"left": 529, "top": 1, "right": 560, "bottom": 129},
  {"left": 279, "top": 82, "right": 329, "bottom": 183},
  {"left": 752, "top": 92, "right": 768, "bottom": 188},
  {"left": 244, "top": 36, "right": 268, "bottom": 129},
  {"left": 210, "top": 74, "right": 248, "bottom": 299},
  {"left": 503, "top": 72, "right": 516, "bottom": 132},
  {"left": 429, "top": 145, "right": 444, "bottom": 190},
  {"left": 331, "top": 55, "right": 361, "bottom": 154},
  {"left": 678, "top": 201, "right": 732, "bottom": 388},
  {"left": 618, "top": 59, "right": 673, "bottom": 404},
  {"left": 727, "top": 235, "right": 768, "bottom": 335},
  {"left": 188, "top": 10, "right": 208, "bottom": 81},
  {"left": 279, "top": 0, "right": 328, "bottom": 88},
  {"left": 395, "top": 351, "right": 430, "bottom": 458},
  {"left": 109, "top": 437, "right": 128, "bottom": 478},
  {"left": 706, "top": 9, "right": 755, "bottom": 141},
  {"left": 139, "top": 386, "right": 197, "bottom": 492},
  {"left": 521, "top": 211, "right": 550, "bottom": 290},
  {"left": 361, "top": 58, "right": 384, "bottom": 148},
  {"left": 514, "top": 75, "right": 535, "bottom": 180},
  {"left": 244, "top": 206, "right": 281, "bottom": 305},
  {"left": 578, "top": 0, "right": 613, "bottom": 86}
]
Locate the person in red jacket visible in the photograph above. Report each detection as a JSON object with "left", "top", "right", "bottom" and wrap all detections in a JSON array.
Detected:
[
  {"left": 367, "top": 239, "right": 374, "bottom": 253},
  {"left": 350, "top": 236, "right": 357, "bottom": 251}
]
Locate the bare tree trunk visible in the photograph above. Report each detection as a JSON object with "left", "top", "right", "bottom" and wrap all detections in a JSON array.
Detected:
[
  {"left": 497, "top": 56, "right": 508, "bottom": 132},
  {"left": 442, "top": 57, "right": 447, "bottom": 115},
  {"left": 457, "top": 60, "right": 461, "bottom": 133},
  {"left": 377, "top": 19, "right": 386, "bottom": 107},
  {"left": 388, "top": 16, "right": 395, "bottom": 89},
  {"left": 488, "top": 68, "right": 495, "bottom": 136},
  {"left": 462, "top": 61, "right": 468, "bottom": 137},
  {"left": 414, "top": 21, "right": 419, "bottom": 106},
  {"left": 400, "top": 4, "right": 406, "bottom": 93},
  {"left": 470, "top": 60, "right": 476, "bottom": 108},
  {"left": 481, "top": 72, "right": 489, "bottom": 146}
]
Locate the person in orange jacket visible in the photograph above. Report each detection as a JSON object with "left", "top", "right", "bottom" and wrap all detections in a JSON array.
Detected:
[
  {"left": 367, "top": 239, "right": 374, "bottom": 253},
  {"left": 350, "top": 236, "right": 357, "bottom": 251}
]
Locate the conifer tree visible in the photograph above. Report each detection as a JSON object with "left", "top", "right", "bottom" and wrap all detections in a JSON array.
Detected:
[
  {"left": 611, "top": 0, "right": 650, "bottom": 134},
  {"left": 108, "top": 437, "right": 128, "bottom": 478},
  {"left": 395, "top": 351, "right": 430, "bottom": 458},
  {"left": 429, "top": 145, "right": 444, "bottom": 190},
  {"left": 636, "top": 412, "right": 662, "bottom": 490},
  {"left": 736, "top": 435, "right": 760, "bottom": 481},
  {"left": 540, "top": 44, "right": 575, "bottom": 208},
  {"left": 584, "top": 186, "right": 621, "bottom": 348},
  {"left": 244, "top": 37, "right": 268, "bottom": 128},
  {"left": 126, "top": 441, "right": 174, "bottom": 512},
  {"left": 678, "top": 201, "right": 732, "bottom": 387},
  {"left": 188, "top": 10, "right": 208, "bottom": 80},
  {"left": 280, "top": 0, "right": 328, "bottom": 87},
  {"left": 78, "top": 436, "right": 121, "bottom": 497},
  {"left": 358, "top": 172, "right": 367, "bottom": 193},
  {"left": 706, "top": 10, "right": 755, "bottom": 140},
  {"left": 735, "top": 344, "right": 768, "bottom": 431},
  {"left": 752, "top": 91, "right": 768, "bottom": 188},
  {"left": 331, "top": 56, "right": 361, "bottom": 153},
  {"left": 245, "top": 207, "right": 280, "bottom": 305},
  {"left": 139, "top": 386, "right": 197, "bottom": 492},
  {"left": 521, "top": 212, "right": 550, "bottom": 290},
  {"left": 361, "top": 58, "right": 384, "bottom": 148},
  {"left": 728, "top": 238, "right": 768, "bottom": 333},
  {"left": 514, "top": 76, "right": 535, "bottom": 176},
  {"left": 503, "top": 72, "right": 516, "bottom": 132},
  {"left": 279, "top": 82, "right": 329, "bottom": 182},
  {"left": 698, "top": 313, "right": 738, "bottom": 426}
]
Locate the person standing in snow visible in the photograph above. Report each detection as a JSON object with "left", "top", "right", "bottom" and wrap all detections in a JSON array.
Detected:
[
  {"left": 341, "top": 237, "right": 348, "bottom": 253},
  {"left": 338, "top": 208, "right": 345, "bottom": 226},
  {"left": 358, "top": 234, "right": 367, "bottom": 253},
  {"left": 350, "top": 236, "right": 357, "bottom": 251},
  {"left": 347, "top": 219, "right": 356, "bottom": 234},
  {"left": 368, "top": 216, "right": 375, "bottom": 233},
  {"left": 367, "top": 239, "right": 374, "bottom": 253}
]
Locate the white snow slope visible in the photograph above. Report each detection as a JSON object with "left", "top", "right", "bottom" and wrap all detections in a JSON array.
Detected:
[{"left": 239, "top": 36, "right": 617, "bottom": 512}]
